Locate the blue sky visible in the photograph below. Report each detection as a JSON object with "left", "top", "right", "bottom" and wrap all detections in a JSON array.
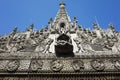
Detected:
[{"left": 0, "top": 0, "right": 120, "bottom": 35}]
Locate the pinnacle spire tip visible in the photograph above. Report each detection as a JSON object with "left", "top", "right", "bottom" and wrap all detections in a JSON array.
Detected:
[{"left": 59, "top": 1, "right": 65, "bottom": 8}]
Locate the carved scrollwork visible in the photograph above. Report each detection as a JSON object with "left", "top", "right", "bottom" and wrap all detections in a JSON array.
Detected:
[
  {"left": 91, "top": 59, "right": 105, "bottom": 71},
  {"left": 6, "top": 60, "right": 20, "bottom": 72},
  {"left": 113, "top": 60, "right": 120, "bottom": 70},
  {"left": 71, "top": 60, "right": 84, "bottom": 72},
  {"left": 50, "top": 60, "right": 63, "bottom": 72},
  {"left": 29, "top": 59, "right": 43, "bottom": 71}
]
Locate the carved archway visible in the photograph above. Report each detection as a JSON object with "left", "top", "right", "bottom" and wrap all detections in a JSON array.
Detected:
[{"left": 55, "top": 34, "right": 74, "bottom": 57}]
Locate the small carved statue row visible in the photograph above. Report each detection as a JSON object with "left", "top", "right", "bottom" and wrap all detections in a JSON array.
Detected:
[
  {"left": 0, "top": 34, "right": 53, "bottom": 53},
  {"left": 74, "top": 26, "right": 120, "bottom": 52},
  {"left": 5, "top": 59, "right": 120, "bottom": 72},
  {"left": 0, "top": 24, "right": 51, "bottom": 53}
]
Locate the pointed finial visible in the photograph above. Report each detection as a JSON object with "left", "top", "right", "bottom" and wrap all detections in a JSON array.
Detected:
[
  {"left": 50, "top": 17, "right": 53, "bottom": 22},
  {"left": 109, "top": 23, "right": 114, "bottom": 29},
  {"left": 93, "top": 23, "right": 100, "bottom": 30},
  {"left": 13, "top": 27, "right": 18, "bottom": 32},
  {"left": 74, "top": 17, "right": 78, "bottom": 23},
  {"left": 59, "top": 1, "right": 65, "bottom": 8},
  {"left": 26, "top": 24, "right": 34, "bottom": 32},
  {"left": 30, "top": 24, "right": 34, "bottom": 31},
  {"left": 10, "top": 27, "right": 18, "bottom": 36},
  {"left": 48, "top": 17, "right": 53, "bottom": 24},
  {"left": 109, "top": 23, "right": 117, "bottom": 33},
  {"left": 73, "top": 17, "right": 78, "bottom": 28}
]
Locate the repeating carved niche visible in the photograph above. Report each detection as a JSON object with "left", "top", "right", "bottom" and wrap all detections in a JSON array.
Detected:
[
  {"left": 50, "top": 60, "right": 63, "bottom": 72},
  {"left": 29, "top": 59, "right": 43, "bottom": 72},
  {"left": 91, "top": 59, "right": 105, "bottom": 71},
  {"left": 113, "top": 60, "right": 120, "bottom": 70},
  {"left": 71, "top": 60, "right": 84, "bottom": 72},
  {"left": 6, "top": 60, "right": 20, "bottom": 72}
]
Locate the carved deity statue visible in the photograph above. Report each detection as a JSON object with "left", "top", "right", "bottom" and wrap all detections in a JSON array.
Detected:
[{"left": 35, "top": 38, "right": 53, "bottom": 53}]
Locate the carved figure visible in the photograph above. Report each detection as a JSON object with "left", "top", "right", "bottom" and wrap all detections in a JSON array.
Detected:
[
  {"left": 29, "top": 59, "right": 43, "bottom": 71},
  {"left": 74, "top": 38, "right": 93, "bottom": 53},
  {"left": 91, "top": 59, "right": 105, "bottom": 71},
  {"left": 43, "top": 38, "right": 53, "bottom": 53},
  {"left": 50, "top": 60, "right": 63, "bottom": 72},
  {"left": 71, "top": 60, "right": 84, "bottom": 72},
  {"left": 6, "top": 60, "right": 20, "bottom": 72},
  {"left": 0, "top": 48, "right": 6, "bottom": 53},
  {"left": 113, "top": 60, "right": 120, "bottom": 70},
  {"left": 73, "top": 38, "right": 84, "bottom": 53},
  {"left": 35, "top": 38, "right": 53, "bottom": 53}
]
